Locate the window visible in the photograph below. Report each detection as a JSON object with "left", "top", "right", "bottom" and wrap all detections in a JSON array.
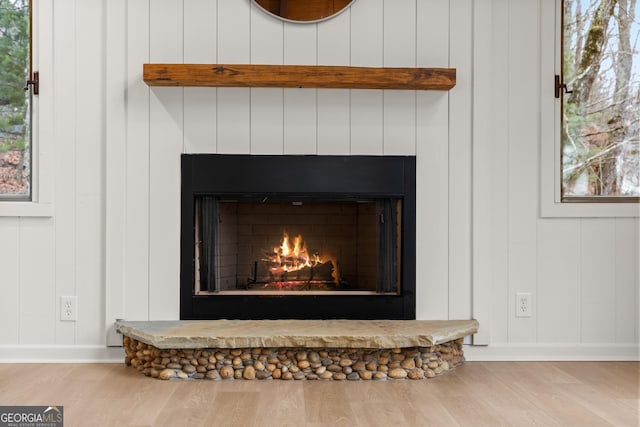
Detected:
[
  {"left": 0, "top": 0, "right": 32, "bottom": 200},
  {"left": 0, "top": 0, "right": 50, "bottom": 216},
  {"left": 560, "top": 0, "right": 639, "bottom": 201},
  {"left": 541, "top": 0, "right": 639, "bottom": 217}
]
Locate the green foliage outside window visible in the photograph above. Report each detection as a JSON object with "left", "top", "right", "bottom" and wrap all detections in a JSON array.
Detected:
[{"left": 0, "top": 0, "right": 29, "bottom": 197}]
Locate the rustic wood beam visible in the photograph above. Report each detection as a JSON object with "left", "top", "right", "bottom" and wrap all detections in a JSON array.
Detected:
[{"left": 143, "top": 64, "right": 456, "bottom": 91}]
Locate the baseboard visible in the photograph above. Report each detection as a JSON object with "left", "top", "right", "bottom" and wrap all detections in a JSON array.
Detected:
[
  {"left": 465, "top": 343, "right": 639, "bottom": 361},
  {"left": 0, "top": 345, "right": 124, "bottom": 363}
]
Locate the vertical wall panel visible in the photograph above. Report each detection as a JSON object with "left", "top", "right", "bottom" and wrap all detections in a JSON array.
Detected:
[
  {"left": 350, "top": 0, "right": 383, "bottom": 155},
  {"left": 0, "top": 218, "right": 20, "bottom": 344},
  {"left": 350, "top": 0, "right": 382, "bottom": 66},
  {"left": 383, "top": 91, "right": 416, "bottom": 155},
  {"left": 317, "top": 12, "right": 350, "bottom": 155},
  {"left": 125, "top": 0, "right": 151, "bottom": 321},
  {"left": 382, "top": 0, "right": 416, "bottom": 156},
  {"left": 506, "top": 0, "right": 539, "bottom": 342},
  {"left": 19, "top": 218, "right": 55, "bottom": 344},
  {"left": 488, "top": 0, "right": 510, "bottom": 343},
  {"left": 448, "top": 0, "right": 473, "bottom": 320},
  {"left": 283, "top": 23, "right": 317, "bottom": 154},
  {"left": 581, "top": 219, "right": 616, "bottom": 342},
  {"left": 184, "top": 0, "right": 217, "bottom": 154},
  {"left": 615, "top": 219, "right": 639, "bottom": 343},
  {"left": 471, "top": 0, "right": 493, "bottom": 343},
  {"left": 537, "top": 219, "right": 581, "bottom": 342},
  {"left": 75, "top": 0, "right": 105, "bottom": 345},
  {"left": 383, "top": 0, "right": 415, "bottom": 67},
  {"left": 217, "top": 0, "right": 251, "bottom": 154},
  {"left": 53, "top": 0, "right": 77, "bottom": 344},
  {"left": 105, "top": 0, "right": 127, "bottom": 344},
  {"left": 148, "top": 0, "right": 183, "bottom": 319},
  {"left": 350, "top": 89, "right": 383, "bottom": 155},
  {"left": 250, "top": 6, "right": 284, "bottom": 155},
  {"left": 414, "top": 0, "right": 450, "bottom": 320}
]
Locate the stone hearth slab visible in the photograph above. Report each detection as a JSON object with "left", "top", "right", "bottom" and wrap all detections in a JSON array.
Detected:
[{"left": 115, "top": 319, "right": 479, "bottom": 349}]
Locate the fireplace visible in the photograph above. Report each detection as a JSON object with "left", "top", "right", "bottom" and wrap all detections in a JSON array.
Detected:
[{"left": 181, "top": 154, "right": 416, "bottom": 319}]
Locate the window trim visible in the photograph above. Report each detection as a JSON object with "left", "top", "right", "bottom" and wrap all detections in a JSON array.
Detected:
[
  {"left": 540, "top": 0, "right": 639, "bottom": 218},
  {"left": 0, "top": 0, "right": 52, "bottom": 217}
]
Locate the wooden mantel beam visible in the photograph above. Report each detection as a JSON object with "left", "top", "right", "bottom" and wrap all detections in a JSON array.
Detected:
[{"left": 143, "top": 64, "right": 456, "bottom": 91}]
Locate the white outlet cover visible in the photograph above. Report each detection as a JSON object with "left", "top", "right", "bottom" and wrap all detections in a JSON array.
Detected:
[
  {"left": 60, "top": 296, "right": 78, "bottom": 321},
  {"left": 516, "top": 292, "right": 532, "bottom": 318}
]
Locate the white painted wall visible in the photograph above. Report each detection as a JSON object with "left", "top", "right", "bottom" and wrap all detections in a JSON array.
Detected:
[{"left": 0, "top": 0, "right": 637, "bottom": 361}]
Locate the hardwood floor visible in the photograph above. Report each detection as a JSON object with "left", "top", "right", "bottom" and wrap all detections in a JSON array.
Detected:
[{"left": 0, "top": 362, "right": 637, "bottom": 426}]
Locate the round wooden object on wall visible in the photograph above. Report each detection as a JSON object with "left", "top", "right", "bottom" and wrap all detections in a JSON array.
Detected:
[{"left": 254, "top": 0, "right": 355, "bottom": 23}]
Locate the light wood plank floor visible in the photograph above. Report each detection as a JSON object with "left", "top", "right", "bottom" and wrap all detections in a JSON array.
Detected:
[{"left": 0, "top": 362, "right": 637, "bottom": 426}]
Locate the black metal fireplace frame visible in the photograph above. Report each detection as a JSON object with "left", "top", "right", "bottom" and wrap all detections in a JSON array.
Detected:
[{"left": 181, "top": 154, "right": 416, "bottom": 320}]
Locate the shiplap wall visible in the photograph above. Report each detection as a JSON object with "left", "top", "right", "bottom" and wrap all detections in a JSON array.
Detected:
[
  {"left": 105, "top": 0, "right": 469, "bottom": 326},
  {"left": 0, "top": 0, "right": 637, "bottom": 360}
]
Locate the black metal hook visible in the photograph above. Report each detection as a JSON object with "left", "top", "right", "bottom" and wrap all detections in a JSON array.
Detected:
[
  {"left": 555, "top": 75, "right": 572, "bottom": 98},
  {"left": 24, "top": 71, "right": 39, "bottom": 95}
]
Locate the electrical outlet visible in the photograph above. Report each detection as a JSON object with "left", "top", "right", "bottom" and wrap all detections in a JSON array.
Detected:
[
  {"left": 516, "top": 293, "right": 532, "bottom": 317},
  {"left": 60, "top": 296, "right": 77, "bottom": 321}
]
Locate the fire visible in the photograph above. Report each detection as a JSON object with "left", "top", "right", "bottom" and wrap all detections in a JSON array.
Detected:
[
  {"left": 271, "top": 232, "right": 318, "bottom": 272},
  {"left": 253, "top": 231, "right": 338, "bottom": 289}
]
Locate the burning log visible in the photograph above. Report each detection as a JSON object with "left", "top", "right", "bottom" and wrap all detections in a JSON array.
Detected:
[{"left": 252, "top": 259, "right": 336, "bottom": 287}]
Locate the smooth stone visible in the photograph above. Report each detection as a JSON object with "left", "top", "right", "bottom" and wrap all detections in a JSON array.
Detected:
[
  {"left": 408, "top": 369, "right": 425, "bottom": 380},
  {"left": 159, "top": 369, "right": 175, "bottom": 380},
  {"left": 297, "top": 360, "right": 310, "bottom": 369},
  {"left": 272, "top": 369, "right": 282, "bottom": 379},
  {"left": 401, "top": 359, "right": 416, "bottom": 370},
  {"left": 256, "top": 371, "right": 271, "bottom": 380},
  {"left": 220, "top": 366, "right": 234, "bottom": 379},
  {"left": 182, "top": 365, "right": 196, "bottom": 374},
  {"left": 347, "top": 373, "right": 360, "bottom": 381},
  {"left": 388, "top": 368, "right": 408, "bottom": 379},
  {"left": 373, "top": 372, "right": 388, "bottom": 380},
  {"left": 243, "top": 366, "right": 256, "bottom": 380},
  {"left": 320, "top": 372, "right": 333, "bottom": 380},
  {"left": 205, "top": 370, "right": 220, "bottom": 380},
  {"left": 339, "top": 359, "right": 353, "bottom": 367},
  {"left": 352, "top": 361, "right": 366, "bottom": 372},
  {"left": 359, "top": 371, "right": 373, "bottom": 380},
  {"left": 333, "top": 373, "right": 346, "bottom": 381}
]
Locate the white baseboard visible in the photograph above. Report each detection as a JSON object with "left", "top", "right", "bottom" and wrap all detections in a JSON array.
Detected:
[
  {"left": 465, "top": 343, "right": 639, "bottom": 361},
  {"left": 0, "top": 345, "right": 124, "bottom": 363}
]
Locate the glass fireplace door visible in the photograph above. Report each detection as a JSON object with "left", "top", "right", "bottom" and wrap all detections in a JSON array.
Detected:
[{"left": 194, "top": 197, "right": 402, "bottom": 296}]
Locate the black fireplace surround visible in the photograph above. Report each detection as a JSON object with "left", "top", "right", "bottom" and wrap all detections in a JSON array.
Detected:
[{"left": 181, "top": 154, "right": 416, "bottom": 320}]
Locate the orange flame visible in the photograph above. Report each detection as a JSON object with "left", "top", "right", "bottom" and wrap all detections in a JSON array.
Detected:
[{"left": 271, "top": 232, "right": 319, "bottom": 272}]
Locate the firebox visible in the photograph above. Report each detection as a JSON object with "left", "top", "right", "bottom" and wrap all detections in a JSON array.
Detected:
[{"left": 181, "top": 154, "right": 416, "bottom": 319}]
